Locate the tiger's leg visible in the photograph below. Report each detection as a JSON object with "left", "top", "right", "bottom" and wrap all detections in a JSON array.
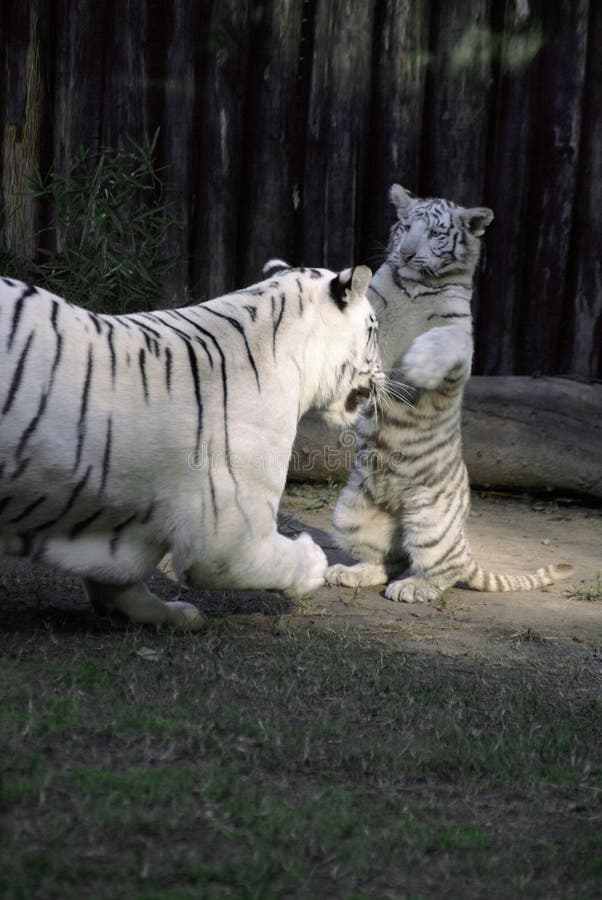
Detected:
[
  {"left": 84, "top": 579, "right": 207, "bottom": 631},
  {"left": 384, "top": 488, "right": 470, "bottom": 604},
  {"left": 181, "top": 530, "right": 328, "bottom": 601},
  {"left": 327, "top": 477, "right": 406, "bottom": 588}
]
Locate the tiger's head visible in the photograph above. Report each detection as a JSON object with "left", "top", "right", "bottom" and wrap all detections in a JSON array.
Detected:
[
  {"left": 263, "top": 260, "right": 382, "bottom": 424},
  {"left": 386, "top": 184, "right": 493, "bottom": 286}
]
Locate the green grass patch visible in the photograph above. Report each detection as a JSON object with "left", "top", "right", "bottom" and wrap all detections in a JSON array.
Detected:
[{"left": 1, "top": 627, "right": 600, "bottom": 898}]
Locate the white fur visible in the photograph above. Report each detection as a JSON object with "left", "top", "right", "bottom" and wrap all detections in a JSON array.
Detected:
[{"left": 1, "top": 266, "right": 380, "bottom": 627}]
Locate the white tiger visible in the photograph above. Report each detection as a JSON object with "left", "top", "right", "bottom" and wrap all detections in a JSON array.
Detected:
[
  {"left": 327, "top": 185, "right": 573, "bottom": 602},
  {"left": 0, "top": 265, "right": 381, "bottom": 628}
]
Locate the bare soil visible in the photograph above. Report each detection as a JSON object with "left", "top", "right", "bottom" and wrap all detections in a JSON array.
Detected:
[
  {"left": 1, "top": 486, "right": 601, "bottom": 675},
  {"left": 281, "top": 486, "right": 602, "bottom": 670}
]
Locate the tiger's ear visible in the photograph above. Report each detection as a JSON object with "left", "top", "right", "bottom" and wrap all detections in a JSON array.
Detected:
[
  {"left": 461, "top": 207, "right": 494, "bottom": 237},
  {"left": 330, "top": 265, "right": 372, "bottom": 311},
  {"left": 263, "top": 258, "right": 291, "bottom": 277},
  {"left": 389, "top": 184, "right": 415, "bottom": 217}
]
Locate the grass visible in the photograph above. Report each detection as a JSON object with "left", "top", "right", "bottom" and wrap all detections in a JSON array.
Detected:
[
  {"left": 3, "top": 130, "right": 182, "bottom": 314},
  {"left": 1, "top": 625, "right": 600, "bottom": 899},
  {"left": 567, "top": 571, "right": 602, "bottom": 602}
]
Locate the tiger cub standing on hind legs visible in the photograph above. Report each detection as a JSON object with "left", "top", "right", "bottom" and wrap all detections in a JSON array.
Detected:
[
  {"left": 0, "top": 265, "right": 381, "bottom": 629},
  {"left": 327, "top": 184, "right": 573, "bottom": 602}
]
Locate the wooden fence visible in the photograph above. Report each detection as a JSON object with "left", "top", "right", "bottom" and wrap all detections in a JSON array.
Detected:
[{"left": 1, "top": 0, "right": 600, "bottom": 378}]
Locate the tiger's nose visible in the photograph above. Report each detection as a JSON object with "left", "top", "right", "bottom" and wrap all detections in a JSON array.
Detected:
[{"left": 401, "top": 250, "right": 416, "bottom": 263}]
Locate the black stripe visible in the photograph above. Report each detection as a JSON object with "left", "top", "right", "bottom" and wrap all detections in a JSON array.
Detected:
[
  {"left": 74, "top": 345, "right": 94, "bottom": 471},
  {"left": 10, "top": 457, "right": 31, "bottom": 481},
  {"left": 170, "top": 310, "right": 214, "bottom": 367},
  {"left": 231, "top": 286, "right": 264, "bottom": 296},
  {"left": 99, "top": 416, "right": 112, "bottom": 494},
  {"left": 16, "top": 327, "right": 63, "bottom": 458},
  {"left": 201, "top": 307, "right": 261, "bottom": 390},
  {"left": 208, "top": 467, "right": 218, "bottom": 529},
  {"left": 2, "top": 330, "right": 35, "bottom": 415},
  {"left": 9, "top": 494, "right": 47, "bottom": 524},
  {"left": 33, "top": 465, "right": 93, "bottom": 533},
  {"left": 295, "top": 278, "right": 305, "bottom": 314},
  {"left": 165, "top": 347, "right": 172, "bottom": 394},
  {"left": 88, "top": 312, "right": 102, "bottom": 334},
  {"left": 140, "top": 501, "right": 155, "bottom": 524},
  {"left": 162, "top": 309, "right": 249, "bottom": 525},
  {"left": 184, "top": 341, "right": 203, "bottom": 457},
  {"left": 106, "top": 322, "right": 117, "bottom": 385},
  {"left": 50, "top": 299, "right": 59, "bottom": 331},
  {"left": 427, "top": 312, "right": 470, "bottom": 321},
  {"left": 110, "top": 512, "right": 137, "bottom": 556},
  {"left": 142, "top": 330, "right": 153, "bottom": 354},
  {"left": 244, "top": 305, "right": 257, "bottom": 322},
  {"left": 139, "top": 348, "right": 149, "bottom": 403},
  {"left": 128, "top": 315, "right": 162, "bottom": 338},
  {"left": 174, "top": 313, "right": 250, "bottom": 527},
  {"left": 69, "top": 507, "right": 103, "bottom": 538},
  {"left": 7, "top": 285, "right": 36, "bottom": 350},
  {"left": 0, "top": 496, "right": 13, "bottom": 515},
  {"left": 272, "top": 294, "right": 286, "bottom": 357}
]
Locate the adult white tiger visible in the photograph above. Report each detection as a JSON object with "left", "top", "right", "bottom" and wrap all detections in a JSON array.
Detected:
[
  {"left": 327, "top": 185, "right": 573, "bottom": 602},
  {"left": 0, "top": 265, "right": 381, "bottom": 628}
]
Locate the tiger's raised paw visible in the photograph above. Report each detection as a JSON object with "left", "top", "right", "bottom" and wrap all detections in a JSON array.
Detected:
[
  {"left": 401, "top": 328, "right": 470, "bottom": 390},
  {"left": 327, "top": 562, "right": 388, "bottom": 588},
  {"left": 384, "top": 576, "right": 441, "bottom": 604},
  {"left": 284, "top": 532, "right": 328, "bottom": 600}
]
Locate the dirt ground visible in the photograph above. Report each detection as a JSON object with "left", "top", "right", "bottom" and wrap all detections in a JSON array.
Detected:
[
  {"left": 1, "top": 485, "right": 601, "bottom": 674},
  {"left": 280, "top": 485, "right": 602, "bottom": 668}
]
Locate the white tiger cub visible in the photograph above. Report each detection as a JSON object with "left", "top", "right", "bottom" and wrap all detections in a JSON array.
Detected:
[
  {"left": 0, "top": 265, "right": 381, "bottom": 628},
  {"left": 327, "top": 185, "right": 573, "bottom": 602}
]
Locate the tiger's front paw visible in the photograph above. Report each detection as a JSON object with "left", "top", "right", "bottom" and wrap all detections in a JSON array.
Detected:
[
  {"left": 284, "top": 532, "right": 328, "bottom": 600},
  {"left": 401, "top": 328, "right": 469, "bottom": 390},
  {"left": 327, "top": 562, "right": 388, "bottom": 588},
  {"left": 384, "top": 576, "right": 441, "bottom": 604},
  {"left": 165, "top": 601, "right": 207, "bottom": 631}
]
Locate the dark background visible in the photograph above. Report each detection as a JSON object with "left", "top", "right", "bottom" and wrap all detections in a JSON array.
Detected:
[{"left": 1, "top": 0, "right": 600, "bottom": 378}]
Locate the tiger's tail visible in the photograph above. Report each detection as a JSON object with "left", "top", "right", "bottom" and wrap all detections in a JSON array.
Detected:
[{"left": 462, "top": 561, "right": 574, "bottom": 592}]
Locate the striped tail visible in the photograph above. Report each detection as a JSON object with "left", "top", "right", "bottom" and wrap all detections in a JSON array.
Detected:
[{"left": 463, "top": 561, "right": 574, "bottom": 592}]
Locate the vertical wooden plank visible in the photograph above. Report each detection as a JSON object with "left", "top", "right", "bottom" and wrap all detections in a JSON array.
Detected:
[
  {"left": 420, "top": 0, "right": 493, "bottom": 202},
  {"left": 238, "top": 0, "right": 304, "bottom": 285},
  {"left": 302, "top": 0, "right": 376, "bottom": 270},
  {"left": 192, "top": 0, "right": 252, "bottom": 299},
  {"left": 53, "top": 0, "right": 109, "bottom": 174},
  {"left": 474, "top": 0, "right": 544, "bottom": 375},
  {"left": 517, "top": 0, "right": 589, "bottom": 375},
  {"left": 1, "top": 0, "right": 44, "bottom": 262},
  {"left": 563, "top": 3, "right": 602, "bottom": 378},
  {"left": 362, "top": 0, "right": 431, "bottom": 265},
  {"left": 100, "top": 0, "right": 153, "bottom": 147},
  {"left": 161, "top": 0, "right": 205, "bottom": 301}
]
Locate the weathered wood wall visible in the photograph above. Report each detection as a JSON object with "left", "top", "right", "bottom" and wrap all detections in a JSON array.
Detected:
[{"left": 1, "top": 0, "right": 600, "bottom": 378}]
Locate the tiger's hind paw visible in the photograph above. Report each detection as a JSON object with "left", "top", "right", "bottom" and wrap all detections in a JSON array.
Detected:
[
  {"left": 326, "top": 562, "right": 388, "bottom": 588},
  {"left": 385, "top": 576, "right": 441, "bottom": 604}
]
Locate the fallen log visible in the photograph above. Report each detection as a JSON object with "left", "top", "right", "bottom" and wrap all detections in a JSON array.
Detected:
[{"left": 289, "top": 376, "right": 602, "bottom": 500}]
